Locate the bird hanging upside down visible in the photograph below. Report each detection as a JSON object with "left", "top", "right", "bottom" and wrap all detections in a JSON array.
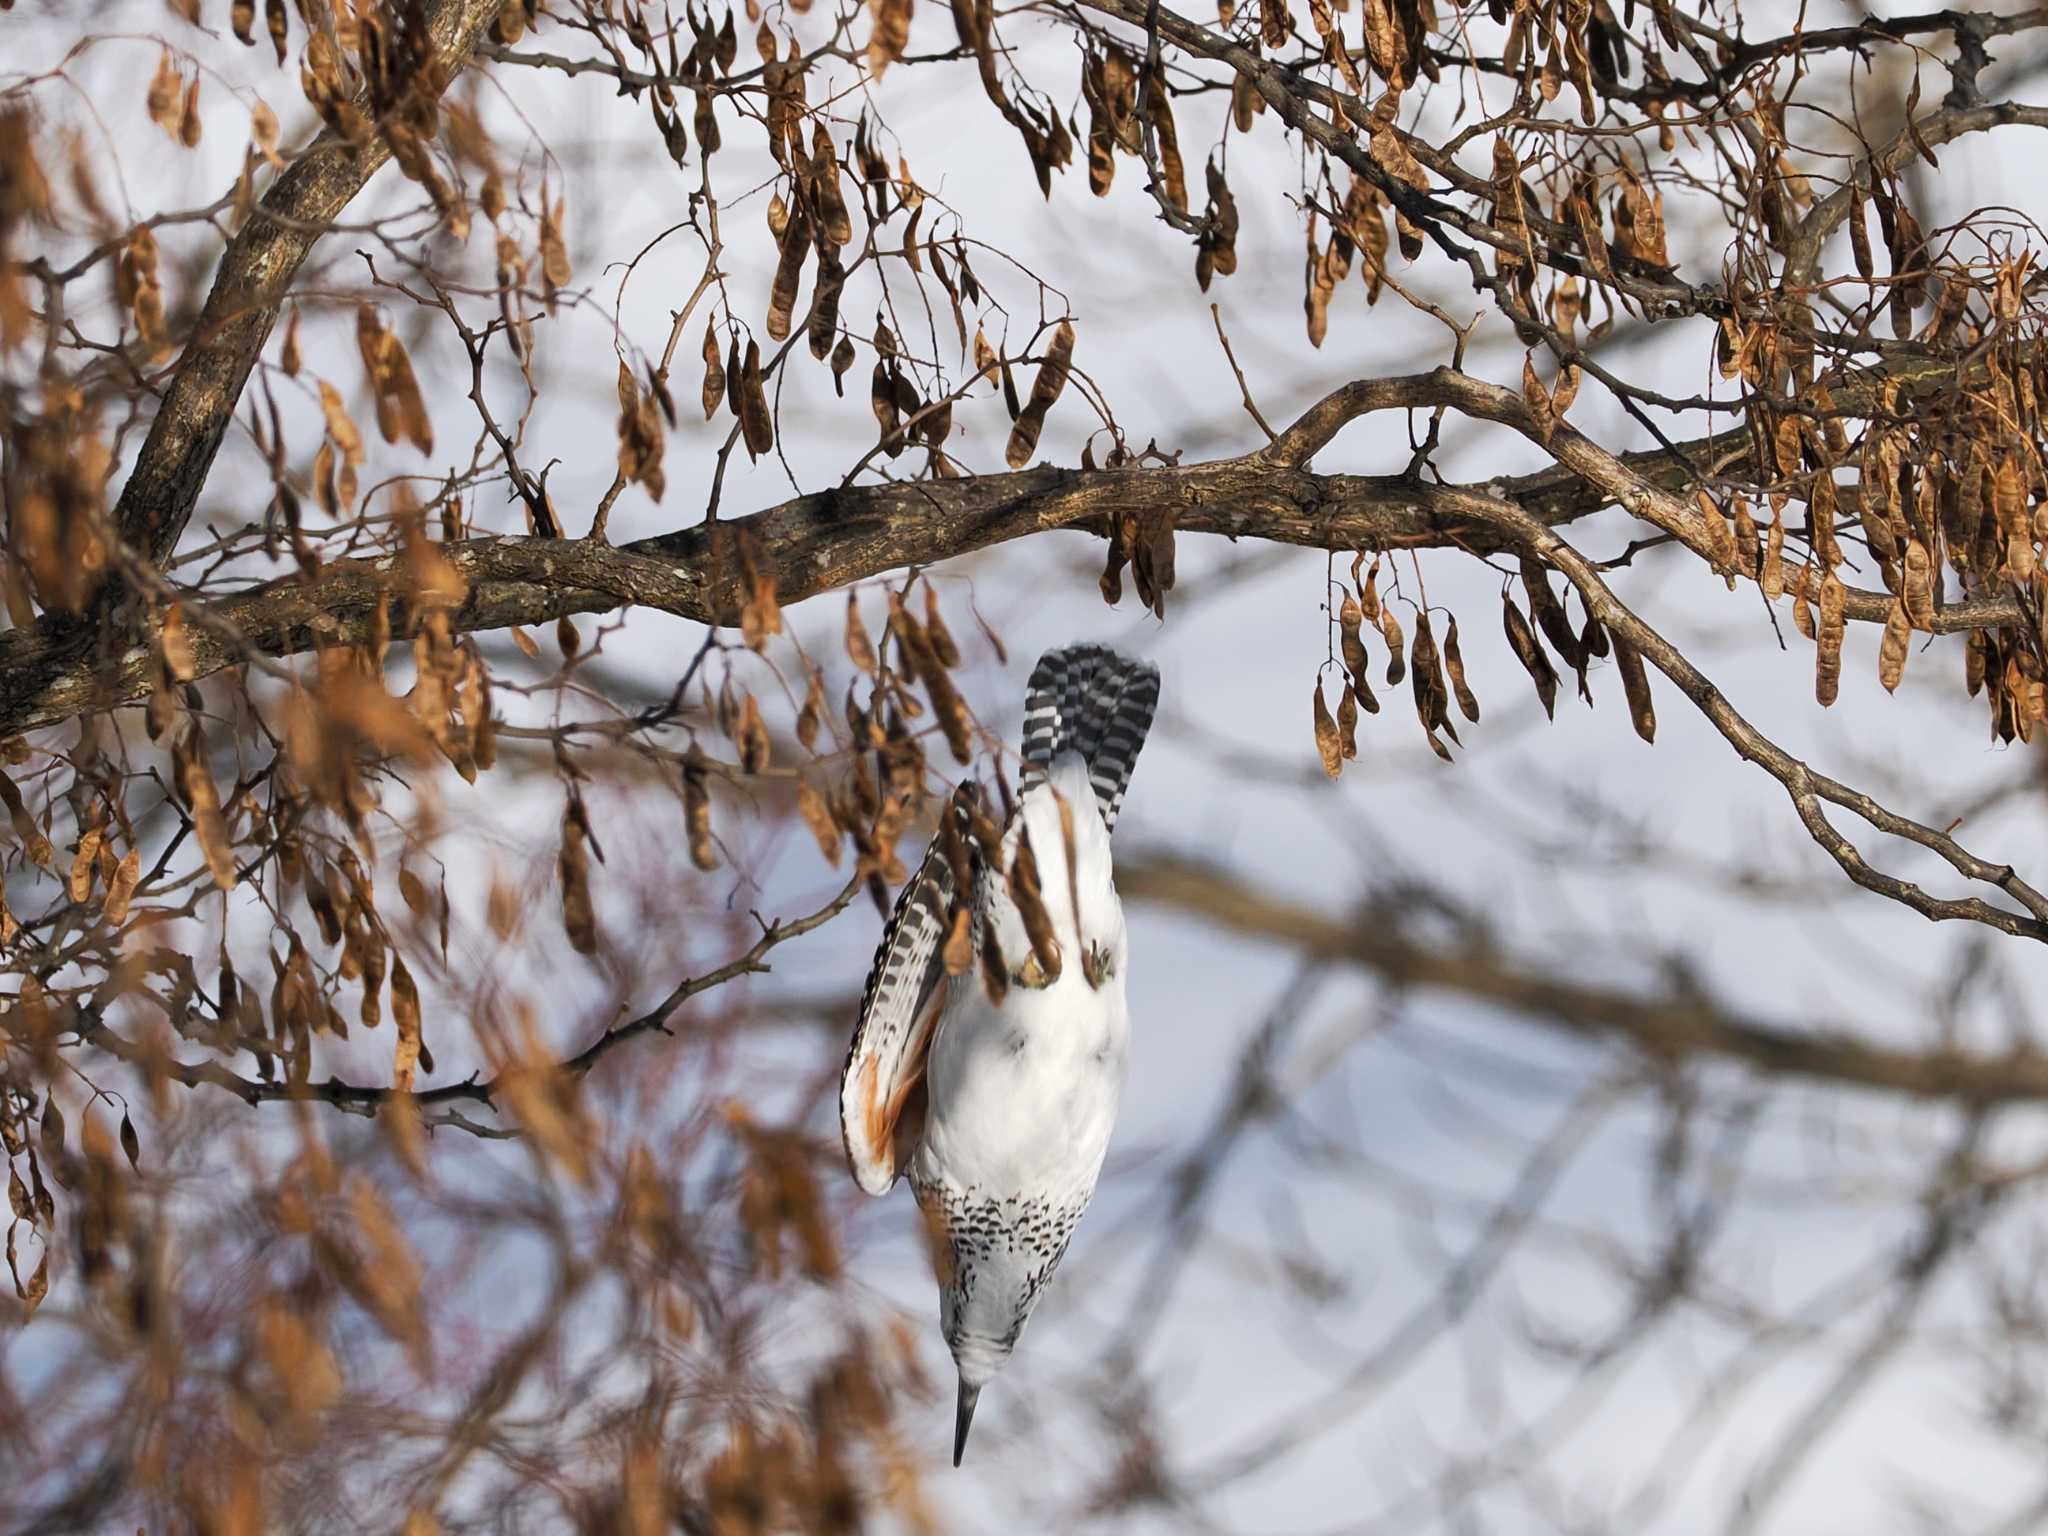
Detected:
[{"left": 838, "top": 644, "right": 1161, "bottom": 1466}]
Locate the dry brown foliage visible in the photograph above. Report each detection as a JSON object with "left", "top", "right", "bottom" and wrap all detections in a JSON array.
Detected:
[{"left": 4, "top": 0, "right": 2048, "bottom": 1529}]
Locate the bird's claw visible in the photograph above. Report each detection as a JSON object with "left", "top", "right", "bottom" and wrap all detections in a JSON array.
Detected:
[{"left": 1081, "top": 939, "right": 1114, "bottom": 989}]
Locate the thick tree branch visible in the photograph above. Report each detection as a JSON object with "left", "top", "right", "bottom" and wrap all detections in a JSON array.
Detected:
[
  {"left": 2, "top": 367, "right": 2021, "bottom": 737},
  {"left": 109, "top": 0, "right": 505, "bottom": 562},
  {"left": 1122, "top": 855, "right": 2048, "bottom": 1104}
]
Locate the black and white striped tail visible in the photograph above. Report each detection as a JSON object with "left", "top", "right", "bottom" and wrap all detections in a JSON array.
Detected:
[{"left": 1019, "top": 645, "right": 1160, "bottom": 833}]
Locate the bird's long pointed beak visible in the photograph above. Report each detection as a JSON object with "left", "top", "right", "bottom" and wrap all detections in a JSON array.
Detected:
[{"left": 953, "top": 1378, "right": 982, "bottom": 1467}]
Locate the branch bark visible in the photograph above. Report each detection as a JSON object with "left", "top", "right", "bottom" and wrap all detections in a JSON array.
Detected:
[
  {"left": 110, "top": 0, "right": 505, "bottom": 562},
  {"left": 0, "top": 448, "right": 1534, "bottom": 735},
  {"left": 5, "top": 368, "right": 2016, "bottom": 738},
  {"left": 1122, "top": 855, "right": 2048, "bottom": 1104}
]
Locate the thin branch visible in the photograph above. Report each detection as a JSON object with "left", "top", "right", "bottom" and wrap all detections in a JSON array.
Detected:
[
  {"left": 1209, "top": 304, "right": 1278, "bottom": 446},
  {"left": 73, "top": 876, "right": 862, "bottom": 1131}
]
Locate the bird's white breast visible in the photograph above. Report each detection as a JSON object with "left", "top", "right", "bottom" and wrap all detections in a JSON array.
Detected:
[
  {"left": 915, "top": 963, "right": 1128, "bottom": 1199},
  {"left": 912, "top": 753, "right": 1130, "bottom": 1203}
]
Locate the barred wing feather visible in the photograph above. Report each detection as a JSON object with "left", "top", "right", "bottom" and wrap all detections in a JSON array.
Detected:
[{"left": 838, "top": 787, "right": 975, "bottom": 1196}]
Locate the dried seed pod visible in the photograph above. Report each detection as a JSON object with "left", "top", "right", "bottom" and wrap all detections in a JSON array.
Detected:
[
  {"left": 103, "top": 848, "right": 141, "bottom": 926},
  {"left": 871, "top": 361, "right": 902, "bottom": 452},
  {"left": 1143, "top": 60, "right": 1188, "bottom": 212},
  {"left": 1006, "top": 831, "right": 1062, "bottom": 981},
  {"left": 847, "top": 752, "right": 880, "bottom": 822},
  {"left": 1004, "top": 320, "right": 1075, "bottom": 469},
  {"left": 808, "top": 244, "right": 845, "bottom": 361},
  {"left": 1100, "top": 513, "right": 1132, "bottom": 606},
  {"left": 1378, "top": 604, "right": 1406, "bottom": 685},
  {"left": 1878, "top": 597, "right": 1910, "bottom": 692},
  {"left": 614, "top": 361, "right": 665, "bottom": 502},
  {"left": 1695, "top": 488, "right": 1737, "bottom": 573},
  {"left": 812, "top": 124, "right": 852, "bottom": 247},
  {"left": 1581, "top": 612, "right": 1609, "bottom": 660},
  {"left": 1902, "top": 537, "right": 1935, "bottom": 629},
  {"left": 1849, "top": 181, "right": 1873, "bottom": 281},
  {"left": 1195, "top": 158, "right": 1239, "bottom": 288},
  {"left": 889, "top": 592, "right": 972, "bottom": 764},
  {"left": 738, "top": 340, "right": 774, "bottom": 458},
  {"left": 1520, "top": 558, "right": 1585, "bottom": 670},
  {"left": 357, "top": 307, "right": 434, "bottom": 455},
  {"left": 1312, "top": 678, "right": 1342, "bottom": 779},
  {"left": 943, "top": 901, "right": 973, "bottom": 975},
  {"left": 1815, "top": 569, "right": 1846, "bottom": 705},
  {"left": 1810, "top": 471, "right": 1843, "bottom": 569},
  {"left": 842, "top": 682, "right": 876, "bottom": 750},
  {"left": 1732, "top": 497, "right": 1760, "bottom": 577},
  {"left": 924, "top": 584, "right": 961, "bottom": 668},
  {"left": 734, "top": 529, "right": 782, "bottom": 652},
  {"left": 171, "top": 726, "right": 236, "bottom": 890},
  {"left": 737, "top": 694, "right": 771, "bottom": 773},
  {"left": 999, "top": 347, "right": 1021, "bottom": 419},
  {"left": 1521, "top": 354, "right": 1556, "bottom": 443},
  {"left": 389, "top": 953, "right": 423, "bottom": 1091},
  {"left": 701, "top": 322, "right": 726, "bottom": 418},
  {"left": 1339, "top": 593, "right": 1369, "bottom": 686},
  {"left": 1357, "top": 557, "right": 1382, "bottom": 623},
  {"left": 147, "top": 50, "right": 183, "bottom": 140},
  {"left": 683, "top": 747, "right": 719, "bottom": 871},
  {"left": 978, "top": 916, "right": 1009, "bottom": 1006},
  {"left": 1550, "top": 361, "right": 1581, "bottom": 417},
  {"left": 1443, "top": 617, "right": 1479, "bottom": 723},
  {"left": 1410, "top": 613, "right": 1455, "bottom": 743},
  {"left": 1762, "top": 505, "right": 1786, "bottom": 600},
  {"left": 40, "top": 1093, "right": 65, "bottom": 1185},
  {"left": 558, "top": 813, "right": 598, "bottom": 955},
  {"left": 1993, "top": 457, "right": 2026, "bottom": 535},
  {"left": 1611, "top": 634, "right": 1655, "bottom": 742},
  {"left": 1350, "top": 663, "right": 1380, "bottom": 714},
  {"left": 318, "top": 380, "right": 364, "bottom": 470},
  {"left": 845, "top": 592, "right": 878, "bottom": 675},
  {"left": 2010, "top": 529, "right": 2040, "bottom": 584},
  {"left": 1337, "top": 682, "right": 1359, "bottom": 760},
  {"left": 1261, "top": 0, "right": 1289, "bottom": 48},
  {"left": 1502, "top": 594, "right": 1559, "bottom": 720},
  {"left": 1133, "top": 511, "right": 1177, "bottom": 618},
  {"left": 796, "top": 667, "right": 826, "bottom": 752},
  {"left": 766, "top": 207, "right": 810, "bottom": 341},
  {"left": 1773, "top": 414, "right": 1804, "bottom": 483},
  {"left": 796, "top": 776, "right": 841, "bottom": 864},
  {"left": 69, "top": 827, "right": 101, "bottom": 904}
]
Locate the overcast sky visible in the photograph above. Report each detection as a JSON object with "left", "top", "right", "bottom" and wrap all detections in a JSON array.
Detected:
[{"left": 12, "top": 3, "right": 2048, "bottom": 1531}]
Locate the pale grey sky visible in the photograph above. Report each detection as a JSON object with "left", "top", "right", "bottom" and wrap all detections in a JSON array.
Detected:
[{"left": 10, "top": 3, "right": 2048, "bottom": 1531}]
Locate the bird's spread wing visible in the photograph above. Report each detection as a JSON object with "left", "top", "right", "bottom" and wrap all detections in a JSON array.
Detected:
[{"left": 839, "top": 785, "right": 977, "bottom": 1196}]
